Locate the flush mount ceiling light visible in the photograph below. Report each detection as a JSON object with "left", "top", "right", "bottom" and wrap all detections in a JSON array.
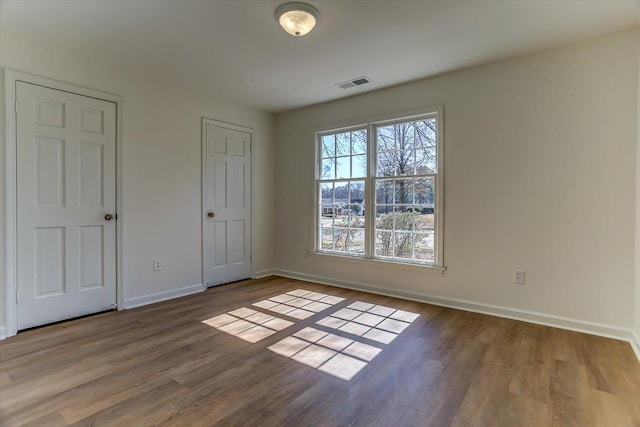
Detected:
[{"left": 275, "top": 2, "right": 320, "bottom": 37}]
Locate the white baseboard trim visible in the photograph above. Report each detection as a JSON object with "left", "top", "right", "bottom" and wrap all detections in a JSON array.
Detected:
[
  {"left": 632, "top": 331, "right": 640, "bottom": 361},
  {"left": 0, "top": 326, "right": 6, "bottom": 340},
  {"left": 124, "top": 283, "right": 205, "bottom": 309},
  {"left": 253, "top": 269, "right": 278, "bottom": 279},
  {"left": 273, "top": 269, "right": 640, "bottom": 362}
]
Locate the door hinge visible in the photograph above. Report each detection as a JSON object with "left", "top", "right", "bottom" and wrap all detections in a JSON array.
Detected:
[{"left": 15, "top": 287, "right": 19, "bottom": 303}]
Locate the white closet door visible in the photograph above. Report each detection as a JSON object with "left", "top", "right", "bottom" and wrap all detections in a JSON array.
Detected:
[
  {"left": 203, "top": 122, "right": 252, "bottom": 287},
  {"left": 16, "top": 82, "right": 117, "bottom": 329}
]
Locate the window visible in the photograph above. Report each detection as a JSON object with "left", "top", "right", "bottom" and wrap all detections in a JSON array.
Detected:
[
  {"left": 316, "top": 111, "right": 443, "bottom": 267},
  {"left": 318, "top": 128, "right": 367, "bottom": 255}
]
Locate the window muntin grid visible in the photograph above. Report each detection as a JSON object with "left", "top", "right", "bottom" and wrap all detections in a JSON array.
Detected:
[{"left": 315, "top": 112, "right": 442, "bottom": 267}]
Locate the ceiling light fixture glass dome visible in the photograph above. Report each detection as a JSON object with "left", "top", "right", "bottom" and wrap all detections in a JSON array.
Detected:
[{"left": 275, "top": 2, "right": 320, "bottom": 37}]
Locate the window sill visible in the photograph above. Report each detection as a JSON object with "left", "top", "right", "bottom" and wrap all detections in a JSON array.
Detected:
[{"left": 307, "top": 250, "right": 446, "bottom": 275}]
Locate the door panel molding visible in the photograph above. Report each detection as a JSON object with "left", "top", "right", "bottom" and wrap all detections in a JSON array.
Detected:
[
  {"left": 201, "top": 117, "right": 254, "bottom": 287},
  {"left": 3, "top": 69, "right": 124, "bottom": 338}
]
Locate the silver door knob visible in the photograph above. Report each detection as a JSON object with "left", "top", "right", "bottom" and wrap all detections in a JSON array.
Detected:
[
  {"left": 105, "top": 214, "right": 114, "bottom": 221},
  {"left": 207, "top": 212, "right": 215, "bottom": 218}
]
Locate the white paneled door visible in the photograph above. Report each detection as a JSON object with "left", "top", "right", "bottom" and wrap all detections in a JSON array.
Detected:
[
  {"left": 203, "top": 121, "right": 252, "bottom": 287},
  {"left": 16, "top": 82, "right": 117, "bottom": 330}
]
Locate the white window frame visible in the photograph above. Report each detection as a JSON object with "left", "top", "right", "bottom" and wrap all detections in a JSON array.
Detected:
[
  {"left": 313, "top": 108, "right": 445, "bottom": 270},
  {"left": 316, "top": 125, "right": 369, "bottom": 257}
]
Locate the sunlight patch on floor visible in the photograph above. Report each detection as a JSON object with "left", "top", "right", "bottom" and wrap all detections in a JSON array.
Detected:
[
  {"left": 252, "top": 289, "right": 345, "bottom": 319},
  {"left": 316, "top": 302, "right": 418, "bottom": 344},
  {"left": 202, "top": 307, "right": 294, "bottom": 343},
  {"left": 203, "top": 290, "right": 419, "bottom": 381},
  {"left": 268, "top": 302, "right": 419, "bottom": 381},
  {"left": 268, "top": 327, "right": 382, "bottom": 380}
]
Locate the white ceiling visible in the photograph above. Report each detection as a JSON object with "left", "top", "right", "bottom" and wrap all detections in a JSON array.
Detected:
[{"left": 2, "top": 0, "right": 639, "bottom": 113}]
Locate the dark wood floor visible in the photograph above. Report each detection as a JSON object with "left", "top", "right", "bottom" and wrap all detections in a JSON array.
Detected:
[{"left": 1, "top": 276, "right": 639, "bottom": 426}]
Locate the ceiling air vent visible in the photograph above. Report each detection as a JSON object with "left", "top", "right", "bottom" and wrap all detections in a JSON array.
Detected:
[{"left": 336, "top": 76, "right": 371, "bottom": 90}]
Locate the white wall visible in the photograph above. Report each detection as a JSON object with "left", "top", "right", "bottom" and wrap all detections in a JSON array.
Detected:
[
  {"left": 275, "top": 28, "right": 640, "bottom": 331},
  {"left": 0, "top": 33, "right": 276, "bottom": 331}
]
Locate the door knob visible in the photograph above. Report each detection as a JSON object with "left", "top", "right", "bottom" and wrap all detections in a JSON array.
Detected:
[
  {"left": 105, "top": 214, "right": 114, "bottom": 221},
  {"left": 207, "top": 212, "right": 215, "bottom": 218}
]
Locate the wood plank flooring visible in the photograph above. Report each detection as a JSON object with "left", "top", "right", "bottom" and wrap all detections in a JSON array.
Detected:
[{"left": 1, "top": 276, "right": 639, "bottom": 426}]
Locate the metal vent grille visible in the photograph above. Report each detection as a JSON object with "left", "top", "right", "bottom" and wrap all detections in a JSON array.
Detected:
[
  {"left": 352, "top": 78, "right": 369, "bottom": 85},
  {"left": 338, "top": 82, "right": 356, "bottom": 89},
  {"left": 336, "top": 76, "right": 371, "bottom": 89}
]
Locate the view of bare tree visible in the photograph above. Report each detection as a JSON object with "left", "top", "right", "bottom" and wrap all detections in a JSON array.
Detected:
[
  {"left": 319, "top": 118, "right": 438, "bottom": 262},
  {"left": 374, "top": 119, "right": 436, "bottom": 259}
]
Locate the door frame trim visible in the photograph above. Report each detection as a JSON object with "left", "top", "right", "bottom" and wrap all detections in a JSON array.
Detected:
[
  {"left": 201, "top": 117, "right": 254, "bottom": 287},
  {"left": 3, "top": 69, "right": 124, "bottom": 338}
]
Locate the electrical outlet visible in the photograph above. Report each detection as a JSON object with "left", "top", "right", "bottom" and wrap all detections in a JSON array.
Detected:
[
  {"left": 153, "top": 259, "right": 162, "bottom": 271},
  {"left": 514, "top": 270, "right": 525, "bottom": 285}
]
